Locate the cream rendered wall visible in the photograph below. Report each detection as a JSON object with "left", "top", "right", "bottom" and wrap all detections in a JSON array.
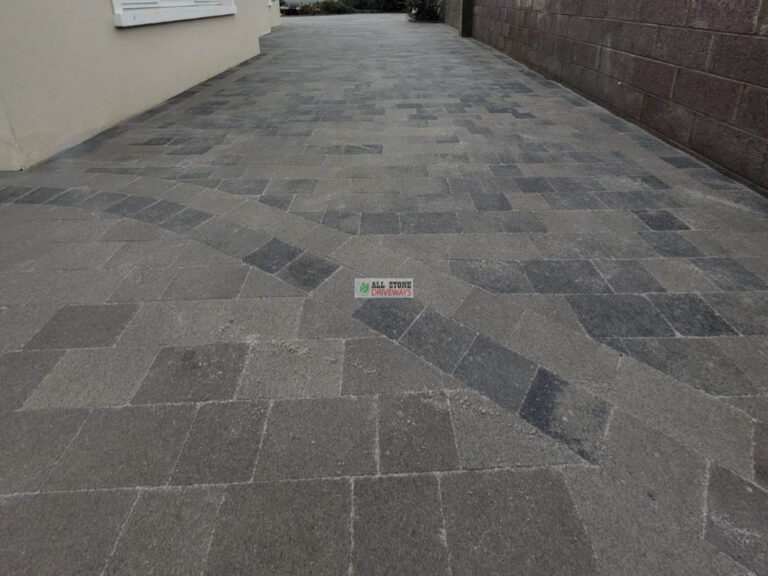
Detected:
[{"left": 0, "top": 0, "right": 276, "bottom": 170}]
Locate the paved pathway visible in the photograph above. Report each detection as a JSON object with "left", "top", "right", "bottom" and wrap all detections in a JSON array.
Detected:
[{"left": 1, "top": 14, "right": 767, "bottom": 576}]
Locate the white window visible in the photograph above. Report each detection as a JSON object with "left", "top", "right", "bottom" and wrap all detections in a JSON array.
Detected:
[{"left": 112, "top": 0, "right": 237, "bottom": 28}]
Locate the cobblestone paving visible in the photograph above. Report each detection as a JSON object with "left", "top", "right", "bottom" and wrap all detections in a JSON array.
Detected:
[{"left": 1, "top": 14, "right": 768, "bottom": 575}]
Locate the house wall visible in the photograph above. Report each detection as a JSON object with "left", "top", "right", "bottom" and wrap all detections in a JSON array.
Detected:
[
  {"left": 444, "top": 0, "right": 462, "bottom": 30},
  {"left": 470, "top": 0, "right": 768, "bottom": 191},
  {"left": 0, "top": 0, "right": 277, "bottom": 171}
]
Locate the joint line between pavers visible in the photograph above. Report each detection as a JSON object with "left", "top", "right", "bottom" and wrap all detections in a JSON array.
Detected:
[
  {"left": 98, "top": 488, "right": 141, "bottom": 576},
  {"left": 37, "top": 409, "right": 92, "bottom": 492},
  {"left": 373, "top": 395, "right": 381, "bottom": 476},
  {"left": 165, "top": 404, "right": 201, "bottom": 486},
  {"left": 700, "top": 459, "right": 712, "bottom": 540},
  {"left": 435, "top": 473, "right": 455, "bottom": 576},
  {"left": 199, "top": 488, "right": 227, "bottom": 576},
  {"left": 346, "top": 477, "right": 356, "bottom": 576},
  {"left": 249, "top": 399, "right": 274, "bottom": 483}
]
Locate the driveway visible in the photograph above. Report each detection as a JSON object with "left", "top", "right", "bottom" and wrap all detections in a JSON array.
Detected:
[{"left": 1, "top": 14, "right": 767, "bottom": 576}]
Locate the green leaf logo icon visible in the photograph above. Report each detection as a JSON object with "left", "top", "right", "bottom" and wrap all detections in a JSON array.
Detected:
[{"left": 359, "top": 282, "right": 370, "bottom": 295}]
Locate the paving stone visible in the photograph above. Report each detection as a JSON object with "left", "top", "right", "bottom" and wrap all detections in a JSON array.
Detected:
[
  {"left": 539, "top": 189, "right": 604, "bottom": 210},
  {"left": 24, "top": 304, "right": 138, "bottom": 349},
  {"left": 277, "top": 252, "right": 339, "bottom": 291},
  {"left": 441, "top": 470, "right": 598, "bottom": 576},
  {"left": 360, "top": 212, "right": 399, "bottom": 234},
  {"left": 601, "top": 410, "right": 708, "bottom": 536},
  {"left": 238, "top": 339, "right": 343, "bottom": 399},
  {"left": 520, "top": 368, "right": 610, "bottom": 463},
  {"left": 633, "top": 209, "right": 690, "bottom": 230},
  {"left": 565, "top": 466, "right": 728, "bottom": 576},
  {"left": 449, "top": 386, "right": 583, "bottom": 469},
  {"left": 353, "top": 475, "right": 449, "bottom": 576},
  {"left": 239, "top": 266, "right": 306, "bottom": 297},
  {"left": 379, "top": 393, "right": 458, "bottom": 473},
  {"left": 341, "top": 337, "right": 459, "bottom": 395},
  {"left": 299, "top": 296, "right": 375, "bottom": 339},
  {"left": 0, "top": 350, "right": 63, "bottom": 411},
  {"left": 45, "top": 405, "right": 196, "bottom": 489},
  {"left": 161, "top": 208, "right": 212, "bottom": 233},
  {"left": 264, "top": 178, "right": 318, "bottom": 195},
  {"left": 704, "top": 293, "right": 768, "bottom": 335},
  {"left": 105, "top": 195, "right": 157, "bottom": 217},
  {"left": 321, "top": 210, "right": 359, "bottom": 234},
  {"left": 15, "top": 187, "right": 66, "bottom": 205},
  {"left": 104, "top": 488, "right": 223, "bottom": 576},
  {"left": 0, "top": 186, "right": 33, "bottom": 203},
  {"left": 757, "top": 424, "right": 768, "bottom": 490},
  {"left": 470, "top": 192, "right": 511, "bottom": 211},
  {"left": 595, "top": 259, "right": 666, "bottom": 293},
  {"left": 353, "top": 298, "right": 424, "bottom": 339},
  {"left": 205, "top": 480, "right": 350, "bottom": 576},
  {"left": 401, "top": 308, "right": 475, "bottom": 373},
  {"left": 171, "top": 402, "right": 268, "bottom": 484},
  {"left": 0, "top": 409, "right": 87, "bottom": 493},
  {"left": 691, "top": 258, "right": 768, "bottom": 291},
  {"left": 24, "top": 347, "right": 156, "bottom": 409},
  {"left": 524, "top": 259, "right": 612, "bottom": 294},
  {"left": 255, "top": 397, "right": 376, "bottom": 479},
  {"left": 396, "top": 257, "right": 472, "bottom": 316},
  {"left": 120, "top": 299, "right": 302, "bottom": 345},
  {"left": 132, "top": 199, "right": 185, "bottom": 225},
  {"left": 218, "top": 178, "right": 269, "bottom": 195},
  {"left": 450, "top": 259, "right": 532, "bottom": 293},
  {"left": 567, "top": 294, "right": 675, "bottom": 338},
  {"left": 0, "top": 491, "right": 136, "bottom": 576},
  {"left": 242, "top": 237, "right": 303, "bottom": 273},
  {"left": 514, "top": 177, "right": 554, "bottom": 193},
  {"left": 400, "top": 212, "right": 462, "bottom": 233},
  {"left": 454, "top": 334, "right": 537, "bottom": 411},
  {"left": 705, "top": 465, "right": 768, "bottom": 575},
  {"left": 161, "top": 265, "right": 248, "bottom": 300},
  {"left": 621, "top": 338, "right": 758, "bottom": 396},
  {"left": 640, "top": 231, "right": 705, "bottom": 257},
  {"left": 642, "top": 258, "right": 722, "bottom": 292},
  {"left": 498, "top": 210, "right": 547, "bottom": 232},
  {"left": 649, "top": 293, "right": 737, "bottom": 336},
  {"left": 132, "top": 343, "right": 248, "bottom": 403}
]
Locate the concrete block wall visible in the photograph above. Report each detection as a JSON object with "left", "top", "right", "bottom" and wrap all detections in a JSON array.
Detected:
[{"left": 470, "top": 0, "right": 768, "bottom": 191}]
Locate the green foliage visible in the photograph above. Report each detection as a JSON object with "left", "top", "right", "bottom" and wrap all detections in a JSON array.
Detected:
[
  {"left": 405, "top": 0, "right": 442, "bottom": 20},
  {"left": 288, "top": 0, "right": 355, "bottom": 15}
]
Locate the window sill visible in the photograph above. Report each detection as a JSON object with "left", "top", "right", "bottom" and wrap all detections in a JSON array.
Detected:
[{"left": 114, "top": 5, "right": 237, "bottom": 28}]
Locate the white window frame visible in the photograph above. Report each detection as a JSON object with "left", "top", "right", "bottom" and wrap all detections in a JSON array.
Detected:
[{"left": 112, "top": 0, "right": 237, "bottom": 28}]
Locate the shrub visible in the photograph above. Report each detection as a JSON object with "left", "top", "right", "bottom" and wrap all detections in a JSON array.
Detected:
[{"left": 406, "top": 0, "right": 442, "bottom": 21}]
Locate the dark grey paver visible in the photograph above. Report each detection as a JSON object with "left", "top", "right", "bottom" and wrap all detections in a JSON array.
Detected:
[
  {"left": 353, "top": 475, "right": 450, "bottom": 576},
  {"left": 524, "top": 259, "right": 612, "bottom": 294},
  {"left": 25, "top": 304, "right": 138, "bottom": 349},
  {"left": 691, "top": 258, "right": 768, "bottom": 291},
  {"left": 0, "top": 409, "right": 87, "bottom": 493},
  {"left": 649, "top": 293, "right": 737, "bottom": 336},
  {"left": 105, "top": 195, "right": 157, "bottom": 217},
  {"left": 353, "top": 298, "right": 424, "bottom": 339},
  {"left": 514, "top": 177, "right": 554, "bottom": 193},
  {"left": 401, "top": 212, "right": 461, "bottom": 233},
  {"left": 704, "top": 293, "right": 768, "bottom": 335},
  {"left": 454, "top": 334, "right": 537, "bottom": 411},
  {"left": 539, "top": 189, "right": 604, "bottom": 210},
  {"left": 133, "top": 199, "right": 185, "bottom": 225},
  {"left": 255, "top": 397, "right": 376, "bottom": 479},
  {"left": 104, "top": 488, "right": 223, "bottom": 576},
  {"left": 441, "top": 470, "right": 598, "bottom": 576},
  {"left": 621, "top": 338, "right": 758, "bottom": 396},
  {"left": 633, "top": 209, "right": 690, "bottom": 230},
  {"left": 360, "top": 212, "right": 399, "bottom": 234},
  {"left": 567, "top": 294, "right": 675, "bottom": 338},
  {"left": 277, "top": 252, "right": 339, "bottom": 291},
  {"left": 498, "top": 211, "right": 547, "bottom": 232},
  {"left": 520, "top": 368, "right": 610, "bottom": 462},
  {"left": 0, "top": 491, "right": 136, "bottom": 576},
  {"left": 265, "top": 179, "right": 318, "bottom": 195},
  {"left": 0, "top": 350, "right": 63, "bottom": 411},
  {"left": 640, "top": 231, "right": 704, "bottom": 257},
  {"left": 379, "top": 393, "right": 459, "bottom": 473},
  {"left": 705, "top": 465, "right": 768, "bottom": 575},
  {"left": 45, "top": 405, "right": 196, "bottom": 489},
  {"left": 401, "top": 309, "right": 475, "bottom": 373},
  {"left": 15, "top": 187, "right": 66, "bottom": 205},
  {"left": 205, "top": 480, "right": 350, "bottom": 576},
  {"left": 242, "top": 237, "right": 303, "bottom": 273},
  {"left": 0, "top": 186, "right": 33, "bottom": 203},
  {"left": 595, "top": 259, "right": 666, "bottom": 293},
  {"left": 161, "top": 208, "right": 213, "bottom": 233},
  {"left": 172, "top": 401, "right": 268, "bottom": 484},
  {"left": 132, "top": 343, "right": 248, "bottom": 403},
  {"left": 470, "top": 192, "right": 511, "bottom": 211},
  {"left": 219, "top": 178, "right": 269, "bottom": 195},
  {"left": 450, "top": 259, "right": 531, "bottom": 293},
  {"left": 322, "top": 210, "right": 359, "bottom": 234}
]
